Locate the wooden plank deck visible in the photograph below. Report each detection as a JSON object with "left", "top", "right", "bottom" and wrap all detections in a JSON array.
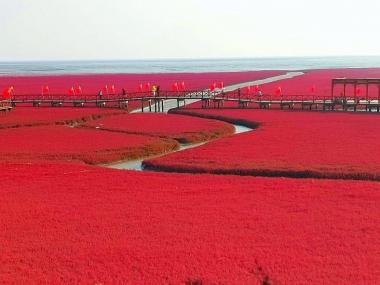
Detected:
[
  {"left": 0, "top": 106, "right": 12, "bottom": 112},
  {"left": 0, "top": 100, "right": 12, "bottom": 112}
]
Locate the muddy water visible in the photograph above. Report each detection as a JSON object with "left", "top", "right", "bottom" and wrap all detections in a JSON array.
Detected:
[{"left": 107, "top": 124, "right": 252, "bottom": 171}]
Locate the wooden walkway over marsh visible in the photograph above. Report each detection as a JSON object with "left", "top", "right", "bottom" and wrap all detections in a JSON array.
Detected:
[
  {"left": 6, "top": 77, "right": 380, "bottom": 113},
  {"left": 0, "top": 100, "right": 12, "bottom": 113},
  {"left": 8, "top": 90, "right": 380, "bottom": 113}
]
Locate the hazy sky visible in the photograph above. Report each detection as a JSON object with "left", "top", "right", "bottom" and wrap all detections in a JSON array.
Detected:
[{"left": 1, "top": 0, "right": 380, "bottom": 61}]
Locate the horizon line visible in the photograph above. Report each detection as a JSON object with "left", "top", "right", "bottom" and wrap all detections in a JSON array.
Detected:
[{"left": 2, "top": 55, "right": 380, "bottom": 63}]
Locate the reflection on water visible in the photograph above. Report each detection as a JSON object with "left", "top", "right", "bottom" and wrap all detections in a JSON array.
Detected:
[{"left": 107, "top": 124, "right": 252, "bottom": 171}]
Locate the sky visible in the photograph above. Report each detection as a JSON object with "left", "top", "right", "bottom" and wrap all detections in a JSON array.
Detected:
[{"left": 1, "top": 0, "right": 380, "bottom": 61}]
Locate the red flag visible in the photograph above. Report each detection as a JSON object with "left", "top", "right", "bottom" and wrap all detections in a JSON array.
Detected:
[
  {"left": 144, "top": 83, "right": 150, "bottom": 92},
  {"left": 2, "top": 89, "right": 8, "bottom": 99},
  {"left": 75, "top": 85, "right": 83, "bottom": 95},
  {"left": 355, "top": 87, "right": 361, "bottom": 96},
  {"left": 138, "top": 83, "right": 143, "bottom": 92},
  {"left": 179, "top": 81, "right": 186, "bottom": 91},
  {"left": 246, "top": 86, "right": 252, "bottom": 94},
  {"left": 275, "top": 87, "right": 282, "bottom": 96},
  {"left": 172, "top": 82, "right": 179, "bottom": 92},
  {"left": 210, "top": 83, "right": 216, "bottom": 92},
  {"left": 310, "top": 85, "right": 316, "bottom": 94},
  {"left": 41, "top": 85, "right": 50, "bottom": 95},
  {"left": 102, "top": 85, "right": 109, "bottom": 95},
  {"left": 2, "top": 88, "right": 11, "bottom": 99},
  {"left": 218, "top": 82, "right": 224, "bottom": 89},
  {"left": 4, "top": 86, "right": 14, "bottom": 98},
  {"left": 254, "top": 85, "right": 260, "bottom": 92},
  {"left": 110, "top": 85, "right": 116, "bottom": 95},
  {"left": 68, "top": 87, "right": 75, "bottom": 96}
]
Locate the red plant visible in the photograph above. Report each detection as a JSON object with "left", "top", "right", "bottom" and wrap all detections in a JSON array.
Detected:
[
  {"left": 0, "top": 126, "right": 178, "bottom": 164},
  {"left": 0, "top": 107, "right": 124, "bottom": 129},
  {"left": 85, "top": 113, "right": 235, "bottom": 144},
  {"left": 2, "top": 69, "right": 380, "bottom": 284},
  {"left": 0, "top": 162, "right": 379, "bottom": 283},
  {"left": 145, "top": 108, "right": 380, "bottom": 180}
]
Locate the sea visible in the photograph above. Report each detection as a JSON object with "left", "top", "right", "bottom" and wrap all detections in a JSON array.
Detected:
[{"left": 1, "top": 56, "right": 380, "bottom": 76}]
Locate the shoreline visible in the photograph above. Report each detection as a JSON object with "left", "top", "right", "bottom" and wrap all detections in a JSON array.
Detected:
[
  {"left": 0, "top": 69, "right": 286, "bottom": 77},
  {"left": 3, "top": 56, "right": 380, "bottom": 76}
]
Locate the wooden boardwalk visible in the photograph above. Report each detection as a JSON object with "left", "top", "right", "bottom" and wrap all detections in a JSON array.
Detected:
[
  {"left": 0, "top": 100, "right": 12, "bottom": 113},
  {"left": 200, "top": 96, "right": 380, "bottom": 112},
  {"left": 10, "top": 91, "right": 211, "bottom": 112},
  {"left": 8, "top": 72, "right": 305, "bottom": 113},
  {"left": 5, "top": 76, "right": 380, "bottom": 113},
  {"left": 7, "top": 89, "right": 380, "bottom": 113}
]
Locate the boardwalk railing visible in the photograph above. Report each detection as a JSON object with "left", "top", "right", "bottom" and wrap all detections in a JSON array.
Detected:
[
  {"left": 10, "top": 90, "right": 215, "bottom": 111},
  {"left": 8, "top": 90, "right": 380, "bottom": 113}
]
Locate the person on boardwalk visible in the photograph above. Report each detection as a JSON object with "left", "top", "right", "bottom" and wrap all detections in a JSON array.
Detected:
[
  {"left": 156, "top": 85, "right": 160, "bottom": 97},
  {"left": 152, "top": 85, "right": 157, "bottom": 97},
  {"left": 258, "top": 90, "right": 263, "bottom": 99},
  {"left": 98, "top": 90, "right": 103, "bottom": 99}
]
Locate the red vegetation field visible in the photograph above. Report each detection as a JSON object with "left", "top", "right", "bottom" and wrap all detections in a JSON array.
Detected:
[
  {"left": 0, "top": 71, "right": 283, "bottom": 95},
  {"left": 145, "top": 108, "right": 380, "bottom": 180},
  {"left": 85, "top": 113, "right": 235, "bottom": 143},
  {"left": 0, "top": 107, "right": 123, "bottom": 129},
  {"left": 0, "top": 162, "right": 379, "bottom": 284},
  {"left": 2, "top": 69, "right": 380, "bottom": 284},
  {"left": 0, "top": 126, "right": 178, "bottom": 164}
]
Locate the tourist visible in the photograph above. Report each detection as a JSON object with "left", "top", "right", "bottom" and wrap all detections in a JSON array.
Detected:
[{"left": 152, "top": 85, "right": 157, "bottom": 97}]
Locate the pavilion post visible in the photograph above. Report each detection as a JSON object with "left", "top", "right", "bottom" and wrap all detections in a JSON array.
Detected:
[
  {"left": 343, "top": 83, "right": 347, "bottom": 99},
  {"left": 378, "top": 83, "right": 380, "bottom": 112}
]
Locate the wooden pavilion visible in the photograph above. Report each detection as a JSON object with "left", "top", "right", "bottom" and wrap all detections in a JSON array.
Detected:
[{"left": 332, "top": 78, "right": 380, "bottom": 100}]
